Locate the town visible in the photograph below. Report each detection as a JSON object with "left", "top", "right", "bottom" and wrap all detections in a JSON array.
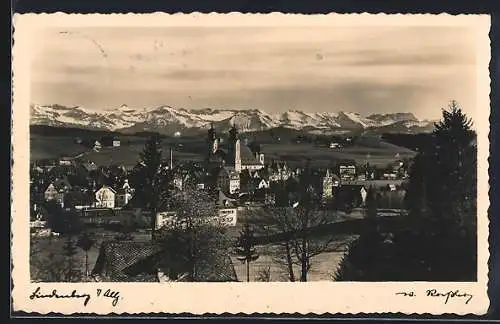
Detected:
[
  {"left": 31, "top": 125, "right": 411, "bottom": 228},
  {"left": 30, "top": 123, "right": 413, "bottom": 282}
]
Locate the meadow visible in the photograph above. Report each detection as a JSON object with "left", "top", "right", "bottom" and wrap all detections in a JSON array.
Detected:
[{"left": 30, "top": 131, "right": 416, "bottom": 169}]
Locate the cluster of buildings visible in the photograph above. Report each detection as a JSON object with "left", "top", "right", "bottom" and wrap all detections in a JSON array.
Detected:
[{"left": 30, "top": 124, "right": 410, "bottom": 235}]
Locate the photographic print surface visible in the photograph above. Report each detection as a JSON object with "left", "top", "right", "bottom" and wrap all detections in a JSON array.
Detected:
[{"left": 12, "top": 13, "right": 491, "bottom": 315}]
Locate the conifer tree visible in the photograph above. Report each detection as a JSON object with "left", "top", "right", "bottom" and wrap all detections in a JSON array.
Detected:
[
  {"left": 76, "top": 231, "right": 95, "bottom": 277},
  {"left": 133, "top": 133, "right": 163, "bottom": 233},
  {"left": 63, "top": 236, "right": 82, "bottom": 282},
  {"left": 335, "top": 101, "right": 477, "bottom": 281},
  {"left": 365, "top": 186, "right": 378, "bottom": 219},
  {"left": 235, "top": 223, "right": 260, "bottom": 282}
]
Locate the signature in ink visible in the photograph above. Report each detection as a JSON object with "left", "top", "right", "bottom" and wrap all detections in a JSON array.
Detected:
[
  {"left": 425, "top": 289, "right": 473, "bottom": 305},
  {"left": 29, "top": 287, "right": 91, "bottom": 306},
  {"left": 395, "top": 289, "right": 473, "bottom": 305}
]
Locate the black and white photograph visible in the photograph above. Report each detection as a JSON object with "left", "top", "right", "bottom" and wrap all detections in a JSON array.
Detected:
[{"left": 12, "top": 13, "right": 490, "bottom": 314}]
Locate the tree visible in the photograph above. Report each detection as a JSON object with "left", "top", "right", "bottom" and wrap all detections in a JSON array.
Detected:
[
  {"left": 235, "top": 223, "right": 260, "bottom": 282},
  {"left": 131, "top": 133, "right": 164, "bottom": 233},
  {"left": 62, "top": 235, "right": 82, "bottom": 282},
  {"left": 30, "top": 237, "right": 69, "bottom": 282},
  {"left": 77, "top": 232, "right": 95, "bottom": 277},
  {"left": 44, "top": 202, "right": 82, "bottom": 235},
  {"left": 249, "top": 167, "right": 343, "bottom": 282},
  {"left": 365, "top": 186, "right": 378, "bottom": 220},
  {"left": 406, "top": 101, "right": 476, "bottom": 234},
  {"left": 156, "top": 184, "right": 232, "bottom": 281},
  {"left": 256, "top": 265, "right": 272, "bottom": 282},
  {"left": 336, "top": 101, "right": 478, "bottom": 281}
]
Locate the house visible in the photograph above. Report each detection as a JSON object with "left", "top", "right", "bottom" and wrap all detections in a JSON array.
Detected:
[
  {"left": 58, "top": 156, "right": 73, "bottom": 166},
  {"left": 382, "top": 172, "right": 398, "bottom": 180},
  {"left": 216, "top": 167, "right": 240, "bottom": 194},
  {"left": 91, "top": 241, "right": 238, "bottom": 282},
  {"left": 243, "top": 176, "right": 270, "bottom": 194},
  {"left": 44, "top": 179, "right": 72, "bottom": 207},
  {"left": 256, "top": 178, "right": 269, "bottom": 189},
  {"left": 95, "top": 185, "right": 116, "bottom": 209},
  {"left": 267, "top": 162, "right": 293, "bottom": 183},
  {"left": 339, "top": 165, "right": 356, "bottom": 183}
]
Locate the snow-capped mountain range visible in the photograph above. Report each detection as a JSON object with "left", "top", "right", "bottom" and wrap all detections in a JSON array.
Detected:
[{"left": 30, "top": 104, "right": 435, "bottom": 135}]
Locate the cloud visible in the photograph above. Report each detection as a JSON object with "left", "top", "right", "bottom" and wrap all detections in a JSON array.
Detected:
[{"left": 30, "top": 25, "right": 478, "bottom": 120}]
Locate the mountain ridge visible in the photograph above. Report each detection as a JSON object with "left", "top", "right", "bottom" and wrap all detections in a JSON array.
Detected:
[{"left": 30, "top": 103, "right": 436, "bottom": 135}]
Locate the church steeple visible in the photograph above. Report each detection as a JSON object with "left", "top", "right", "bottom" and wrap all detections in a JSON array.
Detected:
[
  {"left": 208, "top": 123, "right": 216, "bottom": 142},
  {"left": 229, "top": 124, "right": 238, "bottom": 145}
]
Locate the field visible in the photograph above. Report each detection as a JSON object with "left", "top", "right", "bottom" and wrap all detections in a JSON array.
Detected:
[
  {"left": 260, "top": 143, "right": 414, "bottom": 168},
  {"left": 30, "top": 132, "right": 416, "bottom": 168},
  {"left": 30, "top": 134, "right": 88, "bottom": 161}
]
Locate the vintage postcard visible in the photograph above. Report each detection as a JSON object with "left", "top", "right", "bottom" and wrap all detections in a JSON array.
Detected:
[{"left": 11, "top": 13, "right": 491, "bottom": 315}]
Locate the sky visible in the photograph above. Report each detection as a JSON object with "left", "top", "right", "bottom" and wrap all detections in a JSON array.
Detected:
[{"left": 30, "top": 26, "right": 478, "bottom": 121}]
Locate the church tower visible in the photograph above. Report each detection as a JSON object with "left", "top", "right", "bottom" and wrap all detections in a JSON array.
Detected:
[
  {"left": 229, "top": 124, "right": 238, "bottom": 146},
  {"left": 322, "top": 169, "right": 333, "bottom": 200},
  {"left": 207, "top": 123, "right": 217, "bottom": 156},
  {"left": 234, "top": 139, "right": 242, "bottom": 172},
  {"left": 208, "top": 123, "right": 216, "bottom": 142}
]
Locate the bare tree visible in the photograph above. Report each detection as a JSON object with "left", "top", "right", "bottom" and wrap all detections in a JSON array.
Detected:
[
  {"left": 249, "top": 204, "right": 343, "bottom": 282},
  {"left": 248, "top": 162, "right": 348, "bottom": 281},
  {"left": 255, "top": 265, "right": 272, "bottom": 282}
]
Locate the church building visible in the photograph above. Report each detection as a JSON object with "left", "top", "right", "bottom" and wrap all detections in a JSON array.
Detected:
[{"left": 206, "top": 123, "right": 265, "bottom": 173}]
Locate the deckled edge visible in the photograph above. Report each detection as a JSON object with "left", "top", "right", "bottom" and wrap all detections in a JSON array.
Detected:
[{"left": 10, "top": 12, "right": 492, "bottom": 317}]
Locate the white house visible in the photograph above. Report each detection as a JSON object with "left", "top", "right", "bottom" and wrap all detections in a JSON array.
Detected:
[
  {"left": 95, "top": 185, "right": 116, "bottom": 209},
  {"left": 257, "top": 178, "right": 269, "bottom": 189}
]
